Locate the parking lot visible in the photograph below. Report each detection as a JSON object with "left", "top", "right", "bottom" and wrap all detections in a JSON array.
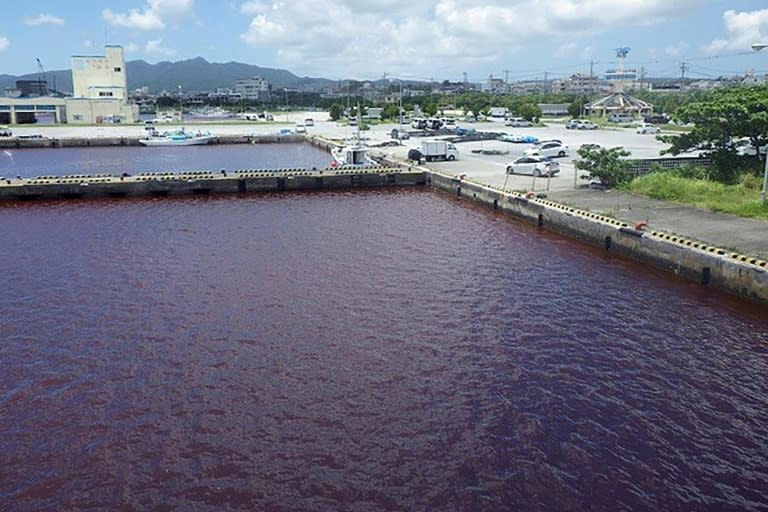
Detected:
[{"left": 363, "top": 117, "right": 677, "bottom": 193}]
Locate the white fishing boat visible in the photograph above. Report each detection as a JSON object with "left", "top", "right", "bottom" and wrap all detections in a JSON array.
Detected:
[
  {"left": 331, "top": 141, "right": 376, "bottom": 168},
  {"left": 330, "top": 107, "right": 376, "bottom": 168},
  {"left": 139, "top": 128, "right": 213, "bottom": 146}
]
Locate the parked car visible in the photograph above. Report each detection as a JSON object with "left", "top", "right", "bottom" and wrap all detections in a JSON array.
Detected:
[
  {"left": 636, "top": 123, "right": 661, "bottom": 134},
  {"left": 304, "top": 118, "right": 314, "bottom": 126},
  {"left": 535, "top": 139, "right": 563, "bottom": 146},
  {"left": 391, "top": 128, "right": 410, "bottom": 140},
  {"left": 577, "top": 120, "right": 598, "bottom": 130},
  {"left": 643, "top": 114, "right": 670, "bottom": 124},
  {"left": 525, "top": 141, "right": 570, "bottom": 158},
  {"left": 608, "top": 113, "right": 636, "bottom": 123},
  {"left": 500, "top": 133, "right": 539, "bottom": 144},
  {"left": 505, "top": 117, "right": 533, "bottom": 127},
  {"left": 566, "top": 119, "right": 582, "bottom": 129},
  {"left": 734, "top": 137, "right": 767, "bottom": 156},
  {"left": 506, "top": 155, "right": 560, "bottom": 176},
  {"left": 425, "top": 118, "right": 444, "bottom": 130}
]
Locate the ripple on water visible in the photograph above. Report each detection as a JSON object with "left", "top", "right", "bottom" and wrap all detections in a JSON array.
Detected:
[{"left": 1, "top": 189, "right": 767, "bottom": 511}]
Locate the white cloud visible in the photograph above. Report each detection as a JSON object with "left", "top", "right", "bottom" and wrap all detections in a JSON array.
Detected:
[
  {"left": 704, "top": 8, "right": 768, "bottom": 54},
  {"left": 145, "top": 39, "right": 177, "bottom": 57},
  {"left": 102, "top": 8, "right": 164, "bottom": 30},
  {"left": 25, "top": 14, "right": 65, "bottom": 26},
  {"left": 125, "top": 42, "right": 140, "bottom": 53},
  {"left": 240, "top": 1, "right": 267, "bottom": 14},
  {"left": 83, "top": 39, "right": 93, "bottom": 49},
  {"left": 665, "top": 42, "right": 689, "bottom": 57},
  {"left": 0, "top": 36, "right": 9, "bottom": 53},
  {"left": 102, "top": 0, "right": 194, "bottom": 30},
  {"left": 238, "top": 0, "right": 706, "bottom": 78}
]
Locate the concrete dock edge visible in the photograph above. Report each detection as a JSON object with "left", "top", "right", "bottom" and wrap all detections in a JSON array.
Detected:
[{"left": 426, "top": 169, "right": 768, "bottom": 306}]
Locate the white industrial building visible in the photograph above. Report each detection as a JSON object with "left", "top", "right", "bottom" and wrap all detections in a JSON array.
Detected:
[
  {"left": 233, "top": 77, "right": 270, "bottom": 101},
  {"left": 65, "top": 45, "right": 139, "bottom": 124}
]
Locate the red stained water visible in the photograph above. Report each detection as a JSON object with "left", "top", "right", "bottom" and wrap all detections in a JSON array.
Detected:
[{"left": 1, "top": 189, "right": 767, "bottom": 511}]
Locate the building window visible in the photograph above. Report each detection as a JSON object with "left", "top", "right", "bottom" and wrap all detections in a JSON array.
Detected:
[
  {"left": 73, "top": 115, "right": 83, "bottom": 121},
  {"left": 99, "top": 91, "right": 114, "bottom": 97},
  {"left": 114, "top": 67, "right": 122, "bottom": 72}
]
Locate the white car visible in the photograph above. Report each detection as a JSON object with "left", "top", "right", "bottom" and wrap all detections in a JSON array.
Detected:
[
  {"left": 505, "top": 117, "right": 533, "bottom": 127},
  {"left": 734, "top": 137, "right": 767, "bottom": 156},
  {"left": 566, "top": 119, "right": 597, "bottom": 130},
  {"left": 525, "top": 141, "right": 569, "bottom": 158},
  {"left": 506, "top": 155, "right": 560, "bottom": 177},
  {"left": 636, "top": 123, "right": 661, "bottom": 134}
]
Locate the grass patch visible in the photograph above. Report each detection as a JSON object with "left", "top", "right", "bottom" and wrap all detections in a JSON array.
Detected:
[{"left": 625, "top": 172, "right": 768, "bottom": 219}]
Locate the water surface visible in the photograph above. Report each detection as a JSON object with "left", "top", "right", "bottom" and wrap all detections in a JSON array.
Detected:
[
  {"left": 1, "top": 190, "right": 767, "bottom": 511},
  {"left": 0, "top": 143, "right": 331, "bottom": 179}
]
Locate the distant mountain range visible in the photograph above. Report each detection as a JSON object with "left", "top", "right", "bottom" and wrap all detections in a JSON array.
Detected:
[{"left": 0, "top": 57, "right": 336, "bottom": 95}]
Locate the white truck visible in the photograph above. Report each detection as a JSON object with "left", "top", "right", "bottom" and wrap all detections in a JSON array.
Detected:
[
  {"left": 420, "top": 140, "right": 458, "bottom": 161},
  {"left": 490, "top": 107, "right": 508, "bottom": 118}
]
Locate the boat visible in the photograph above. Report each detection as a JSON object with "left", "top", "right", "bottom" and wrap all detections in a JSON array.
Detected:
[
  {"left": 331, "top": 141, "right": 376, "bottom": 168},
  {"left": 139, "top": 128, "right": 213, "bottom": 146},
  {"left": 330, "top": 106, "right": 376, "bottom": 168}
]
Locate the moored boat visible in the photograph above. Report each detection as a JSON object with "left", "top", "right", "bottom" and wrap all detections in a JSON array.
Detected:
[{"left": 139, "top": 128, "right": 213, "bottom": 146}]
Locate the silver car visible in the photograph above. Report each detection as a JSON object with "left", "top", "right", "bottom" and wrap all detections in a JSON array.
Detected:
[{"left": 505, "top": 155, "right": 560, "bottom": 176}]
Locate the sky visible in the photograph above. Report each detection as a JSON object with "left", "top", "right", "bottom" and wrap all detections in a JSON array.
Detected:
[{"left": 0, "top": 0, "right": 767, "bottom": 83}]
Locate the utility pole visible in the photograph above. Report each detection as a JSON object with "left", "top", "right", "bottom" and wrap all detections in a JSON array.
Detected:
[
  {"left": 589, "top": 60, "right": 594, "bottom": 78},
  {"left": 680, "top": 61, "right": 688, "bottom": 81}
]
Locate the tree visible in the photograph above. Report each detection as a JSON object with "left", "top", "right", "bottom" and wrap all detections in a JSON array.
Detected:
[
  {"left": 329, "top": 103, "right": 343, "bottom": 121},
  {"left": 423, "top": 102, "right": 438, "bottom": 116},
  {"left": 381, "top": 103, "right": 399, "bottom": 120},
  {"left": 574, "top": 146, "right": 632, "bottom": 188},
  {"left": 661, "top": 85, "right": 768, "bottom": 182},
  {"left": 568, "top": 96, "right": 589, "bottom": 118},
  {"left": 516, "top": 103, "right": 542, "bottom": 122}
]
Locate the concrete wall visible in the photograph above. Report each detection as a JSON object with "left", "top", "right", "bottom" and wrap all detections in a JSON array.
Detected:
[
  {"left": 72, "top": 46, "right": 127, "bottom": 99},
  {"left": 65, "top": 98, "right": 139, "bottom": 124},
  {"left": 427, "top": 170, "right": 768, "bottom": 305},
  {"left": 0, "top": 167, "right": 426, "bottom": 201}
]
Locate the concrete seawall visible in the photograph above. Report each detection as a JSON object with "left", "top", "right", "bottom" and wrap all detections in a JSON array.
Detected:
[
  {"left": 426, "top": 169, "right": 768, "bottom": 306},
  {"left": 0, "top": 167, "right": 426, "bottom": 201},
  {"left": 0, "top": 134, "right": 305, "bottom": 148}
]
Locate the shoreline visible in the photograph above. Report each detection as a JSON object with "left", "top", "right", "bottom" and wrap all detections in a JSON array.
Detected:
[{"left": 2, "top": 115, "right": 767, "bottom": 306}]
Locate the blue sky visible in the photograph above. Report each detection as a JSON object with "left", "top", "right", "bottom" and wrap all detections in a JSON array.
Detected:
[{"left": 0, "top": 0, "right": 767, "bottom": 83}]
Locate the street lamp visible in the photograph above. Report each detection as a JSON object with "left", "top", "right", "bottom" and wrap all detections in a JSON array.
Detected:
[{"left": 752, "top": 42, "right": 768, "bottom": 204}]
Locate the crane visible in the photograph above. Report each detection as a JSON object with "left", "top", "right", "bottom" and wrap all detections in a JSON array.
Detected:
[{"left": 35, "top": 58, "right": 49, "bottom": 96}]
